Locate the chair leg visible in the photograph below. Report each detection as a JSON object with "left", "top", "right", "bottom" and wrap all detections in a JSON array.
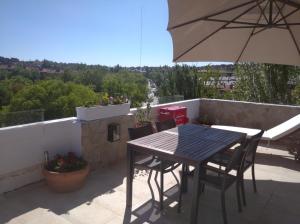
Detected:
[
  {"left": 160, "top": 165, "right": 164, "bottom": 210},
  {"left": 154, "top": 170, "right": 164, "bottom": 211},
  {"left": 200, "top": 168, "right": 206, "bottom": 193},
  {"left": 221, "top": 191, "right": 228, "bottom": 224},
  {"left": 181, "top": 165, "right": 188, "bottom": 193},
  {"left": 240, "top": 174, "right": 247, "bottom": 206},
  {"left": 201, "top": 184, "right": 205, "bottom": 193},
  {"left": 154, "top": 170, "right": 159, "bottom": 187},
  {"left": 198, "top": 183, "right": 205, "bottom": 198},
  {"left": 177, "top": 164, "right": 185, "bottom": 213},
  {"left": 236, "top": 180, "right": 242, "bottom": 213},
  {"left": 154, "top": 171, "right": 160, "bottom": 207},
  {"left": 171, "top": 170, "right": 180, "bottom": 185},
  {"left": 252, "top": 164, "right": 257, "bottom": 193},
  {"left": 147, "top": 170, "right": 155, "bottom": 200},
  {"left": 218, "top": 165, "right": 221, "bottom": 177}
]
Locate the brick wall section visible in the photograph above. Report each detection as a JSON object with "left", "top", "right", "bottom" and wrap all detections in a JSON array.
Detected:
[
  {"left": 199, "top": 99, "right": 300, "bottom": 151},
  {"left": 81, "top": 114, "right": 135, "bottom": 169}
]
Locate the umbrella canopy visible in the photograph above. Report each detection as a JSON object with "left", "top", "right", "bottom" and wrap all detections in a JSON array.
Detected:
[{"left": 167, "top": 0, "right": 300, "bottom": 66}]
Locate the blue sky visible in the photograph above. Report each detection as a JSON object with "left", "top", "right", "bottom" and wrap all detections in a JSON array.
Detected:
[{"left": 0, "top": 0, "right": 226, "bottom": 67}]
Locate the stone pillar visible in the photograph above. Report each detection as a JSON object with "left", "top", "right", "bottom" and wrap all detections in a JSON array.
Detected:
[{"left": 81, "top": 114, "right": 135, "bottom": 169}]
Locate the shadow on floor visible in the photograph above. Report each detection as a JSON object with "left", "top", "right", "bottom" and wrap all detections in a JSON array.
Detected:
[
  {"left": 255, "top": 151, "right": 300, "bottom": 172},
  {"left": 0, "top": 162, "right": 128, "bottom": 223},
  {"left": 122, "top": 178, "right": 300, "bottom": 224}
]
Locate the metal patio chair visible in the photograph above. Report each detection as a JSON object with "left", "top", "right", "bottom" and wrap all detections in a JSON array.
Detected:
[
  {"left": 209, "top": 130, "right": 264, "bottom": 206},
  {"left": 155, "top": 119, "right": 176, "bottom": 132},
  {"left": 128, "top": 123, "right": 180, "bottom": 210},
  {"left": 198, "top": 145, "right": 246, "bottom": 224}
]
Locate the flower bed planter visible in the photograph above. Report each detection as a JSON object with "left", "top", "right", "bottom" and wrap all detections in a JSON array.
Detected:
[
  {"left": 43, "top": 165, "right": 89, "bottom": 193},
  {"left": 43, "top": 152, "right": 89, "bottom": 193},
  {"left": 76, "top": 103, "right": 130, "bottom": 121}
]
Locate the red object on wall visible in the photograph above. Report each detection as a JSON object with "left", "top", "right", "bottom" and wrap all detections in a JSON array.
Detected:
[{"left": 159, "top": 106, "right": 189, "bottom": 125}]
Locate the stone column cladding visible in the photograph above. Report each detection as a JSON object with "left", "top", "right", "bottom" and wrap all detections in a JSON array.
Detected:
[
  {"left": 81, "top": 114, "right": 135, "bottom": 169},
  {"left": 199, "top": 99, "right": 300, "bottom": 151}
]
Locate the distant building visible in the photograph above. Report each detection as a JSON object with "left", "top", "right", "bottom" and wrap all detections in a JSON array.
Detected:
[{"left": 201, "top": 70, "right": 236, "bottom": 91}]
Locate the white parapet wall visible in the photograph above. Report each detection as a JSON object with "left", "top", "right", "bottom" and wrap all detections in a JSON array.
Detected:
[{"left": 0, "top": 117, "right": 81, "bottom": 194}]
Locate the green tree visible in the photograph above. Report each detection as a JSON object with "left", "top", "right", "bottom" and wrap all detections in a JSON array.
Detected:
[
  {"left": 75, "top": 69, "right": 106, "bottom": 92},
  {"left": 234, "top": 63, "right": 299, "bottom": 104},
  {"left": 102, "top": 72, "right": 148, "bottom": 107},
  {"left": 292, "top": 83, "right": 300, "bottom": 105},
  {"left": 0, "top": 76, "right": 32, "bottom": 107},
  {"left": 152, "top": 65, "right": 223, "bottom": 100},
  {"left": 9, "top": 80, "right": 98, "bottom": 119}
]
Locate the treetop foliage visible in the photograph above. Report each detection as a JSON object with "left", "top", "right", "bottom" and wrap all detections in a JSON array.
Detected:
[
  {"left": 0, "top": 58, "right": 149, "bottom": 126},
  {"left": 0, "top": 56, "right": 299, "bottom": 127}
]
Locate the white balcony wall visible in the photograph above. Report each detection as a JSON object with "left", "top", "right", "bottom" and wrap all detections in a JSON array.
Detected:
[{"left": 0, "top": 117, "right": 81, "bottom": 193}]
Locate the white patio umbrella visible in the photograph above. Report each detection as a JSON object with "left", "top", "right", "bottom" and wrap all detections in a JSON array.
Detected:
[{"left": 167, "top": 0, "right": 300, "bottom": 66}]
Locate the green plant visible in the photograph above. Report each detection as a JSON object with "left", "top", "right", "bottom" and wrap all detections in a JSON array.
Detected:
[
  {"left": 135, "top": 102, "right": 152, "bottom": 126},
  {"left": 83, "top": 101, "right": 95, "bottom": 107},
  {"left": 113, "top": 96, "right": 122, "bottom": 104},
  {"left": 99, "top": 93, "right": 128, "bottom": 106},
  {"left": 99, "top": 93, "right": 109, "bottom": 106},
  {"left": 200, "top": 114, "right": 212, "bottom": 125},
  {"left": 45, "top": 152, "right": 87, "bottom": 173}
]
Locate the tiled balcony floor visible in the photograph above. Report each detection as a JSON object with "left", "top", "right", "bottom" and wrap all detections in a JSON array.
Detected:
[{"left": 1, "top": 146, "right": 300, "bottom": 224}]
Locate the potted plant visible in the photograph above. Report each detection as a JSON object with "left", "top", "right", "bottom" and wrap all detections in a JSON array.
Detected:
[
  {"left": 198, "top": 114, "right": 213, "bottom": 126},
  {"left": 43, "top": 152, "right": 89, "bottom": 193},
  {"left": 76, "top": 93, "right": 130, "bottom": 121},
  {"left": 135, "top": 102, "right": 152, "bottom": 127}
]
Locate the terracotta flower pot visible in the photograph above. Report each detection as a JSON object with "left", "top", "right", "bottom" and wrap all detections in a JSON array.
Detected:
[{"left": 43, "top": 165, "right": 90, "bottom": 193}]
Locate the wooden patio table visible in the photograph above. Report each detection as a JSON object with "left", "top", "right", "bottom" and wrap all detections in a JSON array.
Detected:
[{"left": 126, "top": 124, "right": 246, "bottom": 224}]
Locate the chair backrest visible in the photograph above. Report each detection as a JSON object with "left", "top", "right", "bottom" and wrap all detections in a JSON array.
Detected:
[
  {"left": 225, "top": 145, "right": 245, "bottom": 172},
  {"left": 225, "top": 130, "right": 263, "bottom": 172},
  {"left": 155, "top": 119, "right": 176, "bottom": 132},
  {"left": 243, "top": 130, "right": 264, "bottom": 164},
  {"left": 128, "top": 124, "right": 154, "bottom": 140}
]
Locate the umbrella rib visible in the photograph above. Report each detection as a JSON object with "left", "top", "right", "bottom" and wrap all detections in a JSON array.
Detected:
[
  {"left": 173, "top": 3, "right": 261, "bottom": 62},
  {"left": 236, "top": 1, "right": 269, "bottom": 62},
  {"left": 168, "top": 0, "right": 258, "bottom": 31},
  {"left": 236, "top": 35, "right": 255, "bottom": 63},
  {"left": 275, "top": 23, "right": 300, "bottom": 25},
  {"left": 275, "top": 0, "right": 300, "bottom": 8},
  {"left": 269, "top": 0, "right": 274, "bottom": 24},
  {"left": 224, "top": 25, "right": 269, "bottom": 29},
  {"left": 274, "top": 7, "right": 300, "bottom": 24},
  {"left": 274, "top": 26, "right": 289, "bottom": 29},
  {"left": 204, "top": 18, "right": 269, "bottom": 26},
  {"left": 252, "top": 0, "right": 298, "bottom": 35},
  {"left": 224, "top": 24, "right": 299, "bottom": 29},
  {"left": 274, "top": 1, "right": 300, "bottom": 56},
  {"left": 255, "top": 0, "right": 269, "bottom": 23},
  {"left": 253, "top": 28, "right": 265, "bottom": 35},
  {"left": 273, "top": 0, "right": 286, "bottom": 22}
]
